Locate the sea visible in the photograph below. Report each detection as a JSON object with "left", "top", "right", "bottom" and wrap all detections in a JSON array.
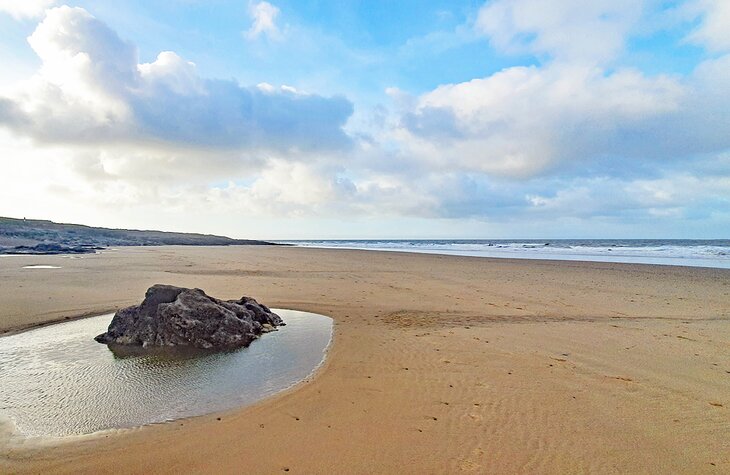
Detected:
[{"left": 275, "top": 239, "right": 730, "bottom": 270}]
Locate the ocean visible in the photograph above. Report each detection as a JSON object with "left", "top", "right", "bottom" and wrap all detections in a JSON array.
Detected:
[{"left": 275, "top": 239, "right": 730, "bottom": 269}]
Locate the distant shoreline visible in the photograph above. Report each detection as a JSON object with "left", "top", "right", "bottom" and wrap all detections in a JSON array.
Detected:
[
  {"left": 277, "top": 238, "right": 730, "bottom": 270},
  {"left": 0, "top": 242, "right": 287, "bottom": 256},
  {"left": 0, "top": 216, "right": 281, "bottom": 255}
]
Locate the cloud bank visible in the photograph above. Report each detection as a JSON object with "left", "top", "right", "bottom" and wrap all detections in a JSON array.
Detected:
[
  {"left": 0, "top": 1, "right": 729, "bottom": 238},
  {"left": 1, "top": 6, "right": 352, "bottom": 154}
]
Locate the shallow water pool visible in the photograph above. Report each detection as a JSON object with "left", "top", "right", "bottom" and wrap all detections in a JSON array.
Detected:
[{"left": 0, "top": 309, "right": 332, "bottom": 439}]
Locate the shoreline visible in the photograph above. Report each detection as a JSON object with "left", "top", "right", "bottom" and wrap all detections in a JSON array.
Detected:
[
  {"left": 0, "top": 308, "right": 119, "bottom": 337},
  {"left": 0, "top": 309, "right": 335, "bottom": 450},
  {"left": 278, "top": 242, "right": 730, "bottom": 270},
  {"left": 1, "top": 245, "right": 729, "bottom": 473}
]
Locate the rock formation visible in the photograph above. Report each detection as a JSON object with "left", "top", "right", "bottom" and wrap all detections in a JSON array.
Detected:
[{"left": 95, "top": 284, "right": 284, "bottom": 350}]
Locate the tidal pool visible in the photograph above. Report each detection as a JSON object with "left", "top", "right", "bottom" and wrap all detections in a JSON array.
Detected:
[{"left": 0, "top": 309, "right": 332, "bottom": 439}]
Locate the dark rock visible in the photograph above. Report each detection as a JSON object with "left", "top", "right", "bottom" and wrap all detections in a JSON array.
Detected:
[
  {"left": 95, "top": 284, "right": 284, "bottom": 350},
  {"left": 0, "top": 243, "right": 99, "bottom": 255}
]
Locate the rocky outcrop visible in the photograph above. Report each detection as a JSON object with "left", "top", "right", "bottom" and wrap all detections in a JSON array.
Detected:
[
  {"left": 0, "top": 243, "right": 101, "bottom": 255},
  {"left": 95, "top": 285, "right": 284, "bottom": 350},
  {"left": 0, "top": 216, "right": 282, "bottom": 256}
]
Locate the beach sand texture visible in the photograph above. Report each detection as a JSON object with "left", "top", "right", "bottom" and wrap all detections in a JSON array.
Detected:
[{"left": 1, "top": 246, "right": 729, "bottom": 474}]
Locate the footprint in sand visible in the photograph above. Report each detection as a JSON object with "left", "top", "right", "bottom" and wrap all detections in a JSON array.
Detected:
[
  {"left": 459, "top": 460, "right": 481, "bottom": 472},
  {"left": 459, "top": 448, "right": 485, "bottom": 472}
]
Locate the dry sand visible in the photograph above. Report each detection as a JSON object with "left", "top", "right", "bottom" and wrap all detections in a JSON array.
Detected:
[{"left": 1, "top": 245, "right": 729, "bottom": 474}]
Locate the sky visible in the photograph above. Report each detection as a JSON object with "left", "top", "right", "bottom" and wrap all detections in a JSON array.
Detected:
[{"left": 0, "top": 0, "right": 728, "bottom": 239}]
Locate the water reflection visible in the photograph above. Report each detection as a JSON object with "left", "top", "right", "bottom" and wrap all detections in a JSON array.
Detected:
[{"left": 0, "top": 309, "right": 332, "bottom": 438}]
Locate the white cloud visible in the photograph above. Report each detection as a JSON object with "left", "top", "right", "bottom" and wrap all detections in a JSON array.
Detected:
[
  {"left": 138, "top": 52, "right": 205, "bottom": 96},
  {"left": 22, "top": 6, "right": 135, "bottom": 134},
  {"left": 0, "top": 4, "right": 356, "bottom": 230},
  {"left": 202, "top": 160, "right": 358, "bottom": 217},
  {"left": 687, "top": 0, "right": 730, "bottom": 52},
  {"left": 393, "top": 63, "right": 684, "bottom": 177},
  {"left": 525, "top": 174, "right": 730, "bottom": 220},
  {"left": 385, "top": 1, "right": 730, "bottom": 182},
  {"left": 476, "top": 0, "right": 644, "bottom": 63},
  {"left": 0, "top": 0, "right": 55, "bottom": 20},
  {"left": 0, "top": 6, "right": 353, "bottom": 153},
  {"left": 246, "top": 1, "right": 281, "bottom": 40}
]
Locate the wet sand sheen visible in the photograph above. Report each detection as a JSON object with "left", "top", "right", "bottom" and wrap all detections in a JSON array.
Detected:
[
  {"left": 0, "top": 310, "right": 332, "bottom": 438},
  {"left": 1, "top": 246, "right": 729, "bottom": 474}
]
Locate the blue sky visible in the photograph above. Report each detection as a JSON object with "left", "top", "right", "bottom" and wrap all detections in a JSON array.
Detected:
[{"left": 0, "top": 0, "right": 728, "bottom": 239}]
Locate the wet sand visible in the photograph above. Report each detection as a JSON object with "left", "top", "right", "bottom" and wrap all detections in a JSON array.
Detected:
[{"left": 1, "top": 246, "right": 729, "bottom": 473}]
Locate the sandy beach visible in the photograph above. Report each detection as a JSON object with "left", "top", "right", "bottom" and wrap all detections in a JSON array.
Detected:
[{"left": 1, "top": 245, "right": 729, "bottom": 474}]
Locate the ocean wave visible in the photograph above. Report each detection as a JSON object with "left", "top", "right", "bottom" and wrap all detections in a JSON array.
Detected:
[{"left": 276, "top": 240, "right": 730, "bottom": 269}]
